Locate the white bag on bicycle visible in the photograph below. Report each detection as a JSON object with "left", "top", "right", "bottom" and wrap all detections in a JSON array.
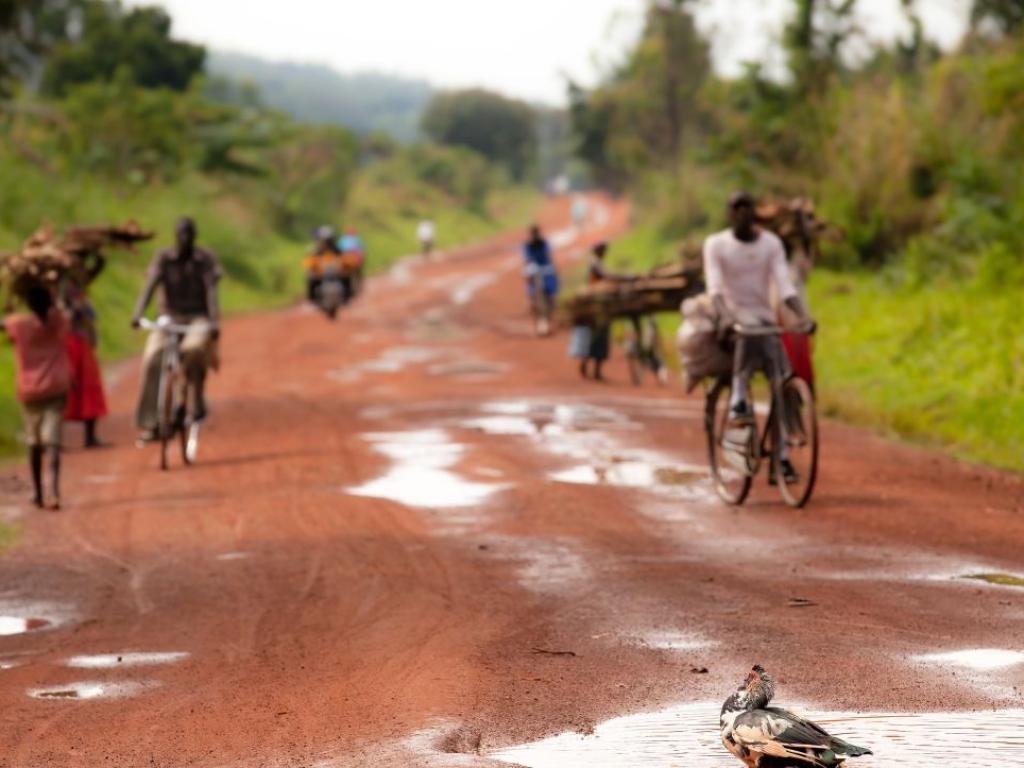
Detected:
[{"left": 676, "top": 293, "right": 733, "bottom": 392}]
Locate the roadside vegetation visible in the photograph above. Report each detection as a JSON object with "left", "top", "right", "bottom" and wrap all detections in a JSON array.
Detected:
[
  {"left": 567, "top": 0, "right": 1024, "bottom": 470},
  {"left": 0, "top": 0, "right": 546, "bottom": 454}
]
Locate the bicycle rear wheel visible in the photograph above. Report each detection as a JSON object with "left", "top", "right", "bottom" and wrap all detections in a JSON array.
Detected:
[
  {"left": 706, "top": 379, "right": 753, "bottom": 505},
  {"left": 775, "top": 376, "right": 818, "bottom": 508}
]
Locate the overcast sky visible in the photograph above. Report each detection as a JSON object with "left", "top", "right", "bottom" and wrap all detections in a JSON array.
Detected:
[{"left": 137, "top": 0, "right": 970, "bottom": 104}]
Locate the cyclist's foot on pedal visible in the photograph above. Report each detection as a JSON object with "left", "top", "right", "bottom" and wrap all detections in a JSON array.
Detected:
[
  {"left": 769, "top": 459, "right": 800, "bottom": 486},
  {"left": 729, "top": 400, "right": 754, "bottom": 425}
]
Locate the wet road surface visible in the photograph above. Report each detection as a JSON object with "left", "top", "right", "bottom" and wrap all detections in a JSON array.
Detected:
[{"left": 0, "top": 195, "right": 1023, "bottom": 766}]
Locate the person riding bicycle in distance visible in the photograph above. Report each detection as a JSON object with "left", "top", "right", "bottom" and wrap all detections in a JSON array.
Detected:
[
  {"left": 703, "top": 192, "right": 815, "bottom": 467},
  {"left": 131, "top": 217, "right": 222, "bottom": 441}
]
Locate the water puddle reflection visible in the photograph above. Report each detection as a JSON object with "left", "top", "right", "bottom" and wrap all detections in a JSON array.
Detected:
[
  {"left": 349, "top": 430, "right": 508, "bottom": 509},
  {"left": 915, "top": 648, "right": 1024, "bottom": 671},
  {"left": 0, "top": 616, "right": 52, "bottom": 636},
  {"left": 29, "top": 680, "right": 157, "bottom": 701},
  {"left": 65, "top": 652, "right": 189, "bottom": 669},
  {"left": 490, "top": 702, "right": 1024, "bottom": 767}
]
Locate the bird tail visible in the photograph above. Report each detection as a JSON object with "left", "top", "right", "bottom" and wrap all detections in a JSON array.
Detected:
[{"left": 833, "top": 738, "right": 872, "bottom": 758}]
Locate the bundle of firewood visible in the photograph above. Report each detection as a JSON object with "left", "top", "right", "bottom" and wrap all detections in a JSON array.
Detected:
[
  {"left": 563, "top": 264, "right": 703, "bottom": 325},
  {"left": 0, "top": 221, "right": 153, "bottom": 301},
  {"left": 755, "top": 197, "right": 842, "bottom": 260}
]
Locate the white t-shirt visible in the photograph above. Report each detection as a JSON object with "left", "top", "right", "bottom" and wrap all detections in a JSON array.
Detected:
[
  {"left": 417, "top": 221, "right": 435, "bottom": 243},
  {"left": 703, "top": 227, "right": 797, "bottom": 325}
]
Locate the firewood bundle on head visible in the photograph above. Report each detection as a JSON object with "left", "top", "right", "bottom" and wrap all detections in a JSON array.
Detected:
[
  {"left": 0, "top": 221, "right": 153, "bottom": 307},
  {"left": 755, "top": 197, "right": 842, "bottom": 262}
]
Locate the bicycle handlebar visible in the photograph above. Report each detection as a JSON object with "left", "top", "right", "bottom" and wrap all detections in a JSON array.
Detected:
[{"left": 137, "top": 316, "right": 216, "bottom": 335}]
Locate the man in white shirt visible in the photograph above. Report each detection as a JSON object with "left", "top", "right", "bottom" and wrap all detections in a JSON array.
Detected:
[
  {"left": 703, "top": 191, "right": 815, "bottom": 434},
  {"left": 417, "top": 220, "right": 435, "bottom": 257}
]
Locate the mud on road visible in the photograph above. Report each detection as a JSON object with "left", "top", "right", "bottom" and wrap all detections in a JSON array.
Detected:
[{"left": 0, "top": 195, "right": 1023, "bottom": 767}]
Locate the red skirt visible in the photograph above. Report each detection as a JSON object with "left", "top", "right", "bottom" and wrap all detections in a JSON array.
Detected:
[
  {"left": 782, "top": 333, "right": 815, "bottom": 388},
  {"left": 65, "top": 333, "right": 108, "bottom": 421}
]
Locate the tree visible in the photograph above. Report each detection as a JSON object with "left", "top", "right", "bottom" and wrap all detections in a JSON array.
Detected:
[
  {"left": 971, "top": 0, "right": 1024, "bottom": 35},
  {"left": 0, "top": 0, "right": 85, "bottom": 96},
  {"left": 420, "top": 88, "right": 537, "bottom": 181},
  {"left": 567, "top": 0, "right": 710, "bottom": 183},
  {"left": 784, "top": 0, "right": 861, "bottom": 92},
  {"left": 41, "top": 0, "right": 204, "bottom": 96}
]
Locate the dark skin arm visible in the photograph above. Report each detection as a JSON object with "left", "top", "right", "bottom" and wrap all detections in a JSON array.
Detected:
[
  {"left": 207, "top": 278, "right": 221, "bottom": 340},
  {"left": 83, "top": 252, "right": 106, "bottom": 284}
]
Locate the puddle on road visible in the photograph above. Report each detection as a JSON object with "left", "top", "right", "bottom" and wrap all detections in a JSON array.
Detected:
[
  {"left": 914, "top": 648, "right": 1024, "bottom": 671},
  {"left": 489, "top": 702, "right": 1024, "bottom": 767},
  {"left": 627, "top": 632, "right": 712, "bottom": 651},
  {"left": 0, "top": 616, "right": 52, "bottom": 636},
  {"left": 329, "top": 347, "right": 444, "bottom": 382},
  {"left": 29, "top": 680, "right": 156, "bottom": 701},
  {"left": 451, "top": 273, "right": 497, "bottom": 306},
  {"left": 963, "top": 573, "right": 1024, "bottom": 588},
  {"left": 348, "top": 430, "right": 508, "bottom": 509},
  {"left": 65, "top": 652, "right": 189, "bottom": 669},
  {"left": 551, "top": 459, "right": 709, "bottom": 500}
]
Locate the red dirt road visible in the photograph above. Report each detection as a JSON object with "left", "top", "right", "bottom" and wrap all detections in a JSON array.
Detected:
[{"left": 0, "top": 195, "right": 1022, "bottom": 767}]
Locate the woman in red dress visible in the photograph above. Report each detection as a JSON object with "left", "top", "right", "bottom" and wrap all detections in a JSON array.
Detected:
[{"left": 64, "top": 253, "right": 108, "bottom": 448}]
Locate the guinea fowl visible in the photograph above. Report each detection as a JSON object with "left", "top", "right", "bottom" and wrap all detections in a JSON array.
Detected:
[{"left": 720, "top": 665, "right": 873, "bottom": 767}]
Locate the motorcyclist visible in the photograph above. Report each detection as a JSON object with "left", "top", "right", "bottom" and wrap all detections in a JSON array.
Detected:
[
  {"left": 338, "top": 227, "right": 366, "bottom": 298},
  {"left": 304, "top": 226, "right": 352, "bottom": 311}
]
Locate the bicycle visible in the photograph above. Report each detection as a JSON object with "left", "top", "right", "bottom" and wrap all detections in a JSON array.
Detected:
[
  {"left": 625, "top": 315, "right": 669, "bottom": 387},
  {"left": 137, "top": 317, "right": 206, "bottom": 471},
  {"left": 526, "top": 266, "right": 555, "bottom": 337},
  {"left": 704, "top": 324, "right": 818, "bottom": 508}
]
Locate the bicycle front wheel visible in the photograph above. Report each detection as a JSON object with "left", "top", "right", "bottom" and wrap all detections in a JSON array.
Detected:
[
  {"left": 706, "top": 379, "right": 753, "bottom": 505},
  {"left": 775, "top": 376, "right": 818, "bottom": 508},
  {"left": 158, "top": 369, "right": 175, "bottom": 471}
]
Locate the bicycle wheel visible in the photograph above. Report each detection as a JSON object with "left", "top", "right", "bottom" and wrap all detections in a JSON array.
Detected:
[
  {"left": 775, "top": 376, "right": 818, "bottom": 508},
  {"left": 158, "top": 368, "right": 175, "bottom": 471},
  {"left": 705, "top": 379, "right": 753, "bottom": 505}
]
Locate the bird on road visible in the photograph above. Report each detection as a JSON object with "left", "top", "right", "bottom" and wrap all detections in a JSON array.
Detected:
[{"left": 720, "top": 665, "right": 873, "bottom": 767}]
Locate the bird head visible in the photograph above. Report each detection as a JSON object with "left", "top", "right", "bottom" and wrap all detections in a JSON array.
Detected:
[{"left": 742, "top": 665, "right": 776, "bottom": 707}]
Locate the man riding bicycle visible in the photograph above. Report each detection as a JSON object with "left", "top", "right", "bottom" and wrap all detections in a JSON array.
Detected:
[
  {"left": 703, "top": 192, "right": 815, "bottom": 481},
  {"left": 131, "top": 217, "right": 221, "bottom": 442},
  {"left": 522, "top": 225, "right": 559, "bottom": 336}
]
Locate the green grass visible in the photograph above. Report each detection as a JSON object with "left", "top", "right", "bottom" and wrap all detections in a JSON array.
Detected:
[{"left": 811, "top": 270, "right": 1024, "bottom": 471}]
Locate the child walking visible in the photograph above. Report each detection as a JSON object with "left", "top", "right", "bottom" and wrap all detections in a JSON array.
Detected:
[{"left": 4, "top": 284, "right": 71, "bottom": 509}]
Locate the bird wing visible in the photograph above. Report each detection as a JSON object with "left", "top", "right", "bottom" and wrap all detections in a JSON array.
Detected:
[{"left": 731, "top": 709, "right": 840, "bottom": 767}]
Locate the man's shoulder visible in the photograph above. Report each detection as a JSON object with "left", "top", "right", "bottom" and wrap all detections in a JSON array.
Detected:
[
  {"left": 704, "top": 228, "right": 733, "bottom": 250},
  {"left": 757, "top": 228, "right": 785, "bottom": 250}
]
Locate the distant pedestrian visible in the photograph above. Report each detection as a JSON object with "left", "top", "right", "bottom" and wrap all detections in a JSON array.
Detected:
[
  {"left": 3, "top": 284, "right": 71, "bottom": 509},
  {"left": 63, "top": 252, "right": 108, "bottom": 448},
  {"left": 417, "top": 219, "right": 435, "bottom": 258},
  {"left": 572, "top": 242, "right": 632, "bottom": 381}
]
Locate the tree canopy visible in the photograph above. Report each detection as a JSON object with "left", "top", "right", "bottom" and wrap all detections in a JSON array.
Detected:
[
  {"left": 41, "top": 0, "right": 204, "bottom": 96},
  {"left": 420, "top": 88, "right": 537, "bottom": 181}
]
